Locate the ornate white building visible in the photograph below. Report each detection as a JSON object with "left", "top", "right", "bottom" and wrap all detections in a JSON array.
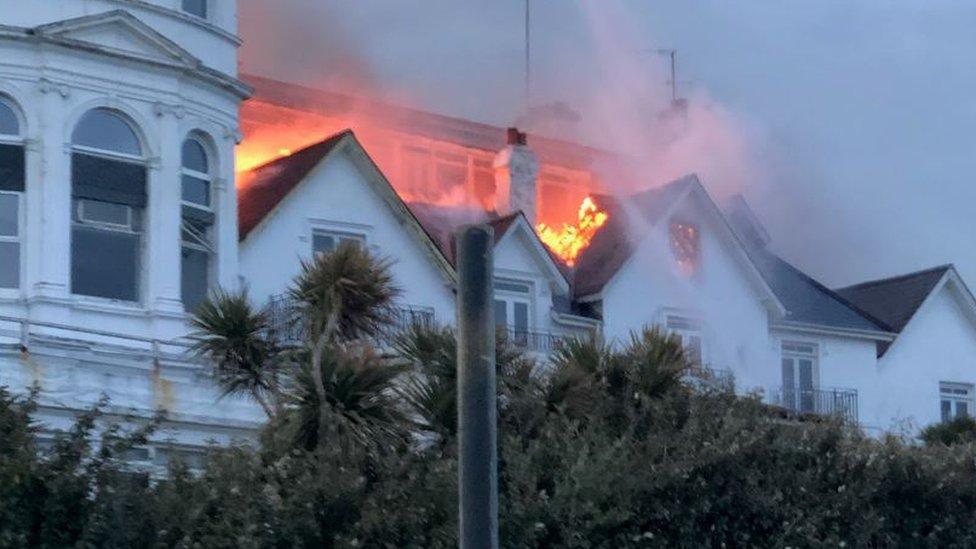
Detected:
[{"left": 0, "top": 1, "right": 261, "bottom": 465}]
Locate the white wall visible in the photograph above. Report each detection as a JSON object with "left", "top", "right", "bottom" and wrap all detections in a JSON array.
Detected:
[
  {"left": 600, "top": 192, "right": 777, "bottom": 392},
  {"left": 867, "top": 281, "right": 976, "bottom": 433},
  {"left": 239, "top": 147, "right": 457, "bottom": 326}
]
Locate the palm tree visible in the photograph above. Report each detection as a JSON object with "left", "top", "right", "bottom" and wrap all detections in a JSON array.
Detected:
[
  {"left": 290, "top": 241, "right": 402, "bottom": 447},
  {"left": 284, "top": 344, "right": 408, "bottom": 451},
  {"left": 189, "top": 289, "right": 279, "bottom": 418}
]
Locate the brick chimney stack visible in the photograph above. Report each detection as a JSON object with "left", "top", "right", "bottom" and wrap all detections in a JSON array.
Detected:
[{"left": 493, "top": 127, "right": 539, "bottom": 224}]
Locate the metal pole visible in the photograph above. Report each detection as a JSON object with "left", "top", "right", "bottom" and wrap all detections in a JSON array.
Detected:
[
  {"left": 524, "top": 0, "right": 531, "bottom": 111},
  {"left": 456, "top": 224, "right": 498, "bottom": 549}
]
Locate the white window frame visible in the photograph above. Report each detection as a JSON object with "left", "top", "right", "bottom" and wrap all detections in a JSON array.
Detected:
[
  {"left": 781, "top": 341, "right": 820, "bottom": 412},
  {"left": 308, "top": 220, "right": 370, "bottom": 257},
  {"left": 493, "top": 278, "right": 534, "bottom": 332},
  {"left": 181, "top": 136, "right": 214, "bottom": 212},
  {"left": 0, "top": 191, "right": 22, "bottom": 291},
  {"left": 665, "top": 314, "right": 704, "bottom": 365},
  {"left": 940, "top": 382, "right": 974, "bottom": 422}
]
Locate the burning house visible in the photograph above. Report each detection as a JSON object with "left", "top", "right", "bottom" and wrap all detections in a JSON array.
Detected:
[{"left": 1, "top": 0, "right": 975, "bottom": 459}]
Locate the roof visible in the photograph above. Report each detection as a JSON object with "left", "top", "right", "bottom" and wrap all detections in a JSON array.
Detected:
[
  {"left": 748, "top": 248, "right": 892, "bottom": 334},
  {"left": 572, "top": 176, "right": 697, "bottom": 297},
  {"left": 836, "top": 265, "right": 953, "bottom": 333},
  {"left": 243, "top": 74, "right": 627, "bottom": 174},
  {"left": 238, "top": 130, "right": 349, "bottom": 239}
]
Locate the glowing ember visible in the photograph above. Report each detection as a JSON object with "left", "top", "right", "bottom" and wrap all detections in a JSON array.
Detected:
[{"left": 536, "top": 196, "right": 609, "bottom": 266}]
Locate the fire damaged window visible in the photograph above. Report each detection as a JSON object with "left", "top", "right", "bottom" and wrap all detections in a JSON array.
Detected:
[
  {"left": 181, "top": 135, "right": 215, "bottom": 312},
  {"left": 71, "top": 109, "right": 146, "bottom": 302},
  {"left": 472, "top": 158, "right": 495, "bottom": 210},
  {"left": 0, "top": 96, "right": 24, "bottom": 289},
  {"left": 669, "top": 221, "right": 700, "bottom": 276},
  {"left": 182, "top": 0, "right": 208, "bottom": 19}
]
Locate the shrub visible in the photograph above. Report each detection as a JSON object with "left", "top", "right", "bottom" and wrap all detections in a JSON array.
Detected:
[{"left": 920, "top": 415, "right": 976, "bottom": 446}]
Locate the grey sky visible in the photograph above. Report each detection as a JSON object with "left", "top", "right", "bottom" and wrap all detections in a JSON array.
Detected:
[{"left": 240, "top": 1, "right": 976, "bottom": 288}]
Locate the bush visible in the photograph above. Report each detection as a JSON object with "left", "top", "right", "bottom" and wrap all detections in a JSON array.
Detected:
[
  {"left": 7, "top": 330, "right": 976, "bottom": 547},
  {"left": 920, "top": 415, "right": 976, "bottom": 446}
]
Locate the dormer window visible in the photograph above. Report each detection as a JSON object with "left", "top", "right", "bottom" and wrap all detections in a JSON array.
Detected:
[
  {"left": 182, "top": 0, "right": 208, "bottom": 19},
  {"left": 0, "top": 96, "right": 24, "bottom": 289},
  {"left": 70, "top": 109, "right": 146, "bottom": 302},
  {"left": 181, "top": 135, "right": 215, "bottom": 313},
  {"left": 669, "top": 221, "right": 700, "bottom": 276}
]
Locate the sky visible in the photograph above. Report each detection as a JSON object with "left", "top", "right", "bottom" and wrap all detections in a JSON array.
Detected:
[{"left": 239, "top": 1, "right": 976, "bottom": 289}]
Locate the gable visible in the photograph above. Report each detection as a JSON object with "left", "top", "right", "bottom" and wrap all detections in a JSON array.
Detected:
[
  {"left": 883, "top": 278, "right": 976, "bottom": 367},
  {"left": 494, "top": 220, "right": 569, "bottom": 295},
  {"left": 32, "top": 10, "right": 199, "bottom": 68}
]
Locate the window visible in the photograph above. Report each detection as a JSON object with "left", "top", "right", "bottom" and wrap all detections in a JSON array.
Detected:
[
  {"left": 312, "top": 229, "right": 364, "bottom": 256},
  {"left": 940, "top": 382, "right": 974, "bottom": 422},
  {"left": 0, "top": 193, "right": 20, "bottom": 288},
  {"left": 666, "top": 315, "right": 703, "bottom": 365},
  {"left": 0, "top": 96, "right": 24, "bottom": 289},
  {"left": 181, "top": 136, "right": 215, "bottom": 312},
  {"left": 493, "top": 279, "right": 532, "bottom": 338},
  {"left": 71, "top": 109, "right": 146, "bottom": 301},
  {"left": 781, "top": 342, "right": 818, "bottom": 413},
  {"left": 182, "top": 0, "right": 208, "bottom": 18},
  {"left": 472, "top": 158, "right": 495, "bottom": 210},
  {"left": 669, "top": 221, "right": 700, "bottom": 276}
]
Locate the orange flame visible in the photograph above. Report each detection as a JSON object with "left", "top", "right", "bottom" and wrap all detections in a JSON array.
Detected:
[{"left": 536, "top": 196, "right": 609, "bottom": 266}]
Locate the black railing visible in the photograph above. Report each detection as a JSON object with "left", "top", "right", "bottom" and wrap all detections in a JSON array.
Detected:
[
  {"left": 769, "top": 386, "right": 858, "bottom": 423},
  {"left": 497, "top": 326, "right": 572, "bottom": 353},
  {"left": 265, "top": 294, "right": 435, "bottom": 345}
]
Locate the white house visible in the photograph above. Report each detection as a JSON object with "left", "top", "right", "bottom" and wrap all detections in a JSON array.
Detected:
[
  {"left": 0, "top": 1, "right": 261, "bottom": 465},
  {"left": 2, "top": 0, "right": 975, "bottom": 447},
  {"left": 836, "top": 265, "right": 976, "bottom": 433}
]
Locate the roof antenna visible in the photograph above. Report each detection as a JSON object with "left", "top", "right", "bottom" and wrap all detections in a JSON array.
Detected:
[{"left": 524, "top": 0, "right": 531, "bottom": 113}]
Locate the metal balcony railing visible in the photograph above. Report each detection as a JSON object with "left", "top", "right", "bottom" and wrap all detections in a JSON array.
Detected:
[
  {"left": 769, "top": 386, "right": 858, "bottom": 423},
  {"left": 265, "top": 294, "right": 435, "bottom": 345},
  {"left": 686, "top": 366, "right": 735, "bottom": 390},
  {"left": 497, "top": 326, "right": 573, "bottom": 353}
]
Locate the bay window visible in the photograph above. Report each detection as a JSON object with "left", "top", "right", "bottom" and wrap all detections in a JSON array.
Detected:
[
  {"left": 71, "top": 109, "right": 146, "bottom": 301},
  {"left": 181, "top": 136, "right": 215, "bottom": 312},
  {"left": 0, "top": 96, "right": 24, "bottom": 289}
]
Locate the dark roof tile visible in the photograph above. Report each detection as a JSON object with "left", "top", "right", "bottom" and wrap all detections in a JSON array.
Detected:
[{"left": 836, "top": 265, "right": 951, "bottom": 333}]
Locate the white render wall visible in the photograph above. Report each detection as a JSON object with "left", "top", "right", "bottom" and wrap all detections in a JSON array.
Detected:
[
  {"left": 599, "top": 192, "right": 777, "bottom": 392},
  {"left": 239, "top": 146, "right": 457, "bottom": 326}
]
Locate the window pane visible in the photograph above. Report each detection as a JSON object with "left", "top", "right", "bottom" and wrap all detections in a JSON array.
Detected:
[
  {"left": 495, "top": 281, "right": 530, "bottom": 293},
  {"left": 72, "top": 109, "right": 141, "bottom": 156},
  {"left": 686, "top": 335, "right": 703, "bottom": 365},
  {"left": 182, "top": 174, "right": 210, "bottom": 207},
  {"left": 182, "top": 139, "right": 208, "bottom": 172},
  {"left": 312, "top": 233, "right": 336, "bottom": 255},
  {"left": 182, "top": 246, "right": 209, "bottom": 312},
  {"left": 514, "top": 302, "right": 529, "bottom": 331},
  {"left": 182, "top": 0, "right": 207, "bottom": 18},
  {"left": 494, "top": 300, "right": 507, "bottom": 327},
  {"left": 0, "top": 193, "right": 17, "bottom": 236},
  {"left": 781, "top": 358, "right": 795, "bottom": 409},
  {"left": 0, "top": 241, "right": 18, "bottom": 288},
  {"left": 79, "top": 200, "right": 129, "bottom": 226},
  {"left": 71, "top": 226, "right": 139, "bottom": 300},
  {"left": 958, "top": 401, "right": 969, "bottom": 418},
  {"left": 942, "top": 399, "right": 952, "bottom": 422},
  {"left": 0, "top": 99, "right": 18, "bottom": 136}
]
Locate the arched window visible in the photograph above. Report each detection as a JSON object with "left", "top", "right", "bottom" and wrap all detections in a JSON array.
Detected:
[
  {"left": 0, "top": 96, "right": 24, "bottom": 289},
  {"left": 70, "top": 108, "right": 146, "bottom": 301},
  {"left": 180, "top": 135, "right": 215, "bottom": 312}
]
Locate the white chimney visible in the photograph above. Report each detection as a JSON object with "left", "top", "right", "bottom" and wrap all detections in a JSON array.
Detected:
[{"left": 493, "top": 127, "right": 539, "bottom": 224}]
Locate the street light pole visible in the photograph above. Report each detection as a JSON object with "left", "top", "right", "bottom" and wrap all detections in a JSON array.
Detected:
[{"left": 456, "top": 224, "right": 498, "bottom": 549}]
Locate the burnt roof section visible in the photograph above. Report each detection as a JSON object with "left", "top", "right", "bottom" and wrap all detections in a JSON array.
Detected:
[
  {"left": 573, "top": 176, "right": 695, "bottom": 297},
  {"left": 243, "top": 74, "right": 625, "bottom": 173},
  {"left": 238, "top": 130, "right": 350, "bottom": 239},
  {"left": 748, "top": 248, "right": 891, "bottom": 333},
  {"left": 836, "top": 265, "right": 952, "bottom": 333}
]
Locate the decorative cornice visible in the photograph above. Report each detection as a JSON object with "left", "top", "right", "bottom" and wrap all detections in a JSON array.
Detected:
[
  {"left": 153, "top": 102, "right": 187, "bottom": 119},
  {"left": 37, "top": 78, "right": 70, "bottom": 98}
]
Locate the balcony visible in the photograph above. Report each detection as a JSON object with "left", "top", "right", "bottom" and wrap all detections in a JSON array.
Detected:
[
  {"left": 768, "top": 386, "right": 858, "bottom": 423},
  {"left": 686, "top": 366, "right": 735, "bottom": 390},
  {"left": 265, "top": 294, "right": 435, "bottom": 345},
  {"left": 497, "top": 326, "right": 574, "bottom": 354}
]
